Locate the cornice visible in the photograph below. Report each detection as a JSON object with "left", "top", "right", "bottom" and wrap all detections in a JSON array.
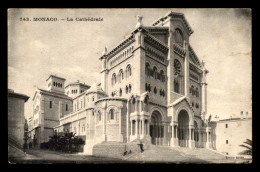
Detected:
[
  {"left": 152, "top": 11, "right": 194, "bottom": 35},
  {"left": 173, "top": 43, "right": 186, "bottom": 57},
  {"left": 8, "top": 92, "right": 29, "bottom": 102},
  {"left": 104, "top": 35, "right": 135, "bottom": 61},
  {"left": 144, "top": 33, "right": 169, "bottom": 53},
  {"left": 188, "top": 44, "right": 202, "bottom": 68},
  {"left": 95, "top": 97, "right": 127, "bottom": 105},
  {"left": 37, "top": 89, "right": 72, "bottom": 101},
  {"left": 189, "top": 62, "right": 203, "bottom": 74},
  {"left": 149, "top": 101, "right": 167, "bottom": 108}
]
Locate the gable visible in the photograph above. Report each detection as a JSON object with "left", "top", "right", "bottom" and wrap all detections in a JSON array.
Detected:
[{"left": 169, "top": 96, "right": 195, "bottom": 116}]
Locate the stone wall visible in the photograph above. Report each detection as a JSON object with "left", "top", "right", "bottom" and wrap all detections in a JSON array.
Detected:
[
  {"left": 92, "top": 141, "right": 149, "bottom": 158},
  {"left": 8, "top": 97, "right": 25, "bottom": 148}
]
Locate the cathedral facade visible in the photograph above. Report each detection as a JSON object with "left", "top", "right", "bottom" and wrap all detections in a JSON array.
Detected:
[{"left": 29, "top": 11, "right": 212, "bottom": 155}]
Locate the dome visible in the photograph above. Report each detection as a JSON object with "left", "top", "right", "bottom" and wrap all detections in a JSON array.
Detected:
[{"left": 87, "top": 82, "right": 105, "bottom": 94}]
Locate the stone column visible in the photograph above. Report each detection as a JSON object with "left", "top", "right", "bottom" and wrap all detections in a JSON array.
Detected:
[
  {"left": 206, "top": 127, "right": 212, "bottom": 149},
  {"left": 170, "top": 122, "right": 179, "bottom": 147},
  {"left": 118, "top": 106, "right": 123, "bottom": 142},
  {"left": 147, "top": 119, "right": 150, "bottom": 136},
  {"left": 135, "top": 119, "right": 138, "bottom": 139},
  {"left": 102, "top": 108, "right": 107, "bottom": 142},
  {"left": 184, "top": 40, "right": 190, "bottom": 97},
  {"left": 201, "top": 68, "right": 209, "bottom": 120},
  {"left": 163, "top": 124, "right": 167, "bottom": 146},
  {"left": 158, "top": 124, "right": 161, "bottom": 145},
  {"left": 142, "top": 118, "right": 145, "bottom": 138},
  {"left": 135, "top": 100, "right": 138, "bottom": 112},
  {"left": 188, "top": 125, "right": 195, "bottom": 148}
]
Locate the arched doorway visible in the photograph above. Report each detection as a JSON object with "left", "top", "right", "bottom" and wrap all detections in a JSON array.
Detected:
[
  {"left": 150, "top": 110, "right": 163, "bottom": 145},
  {"left": 194, "top": 121, "right": 199, "bottom": 148},
  {"left": 178, "top": 110, "right": 189, "bottom": 147}
]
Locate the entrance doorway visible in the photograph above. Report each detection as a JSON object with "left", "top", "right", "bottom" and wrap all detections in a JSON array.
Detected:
[
  {"left": 178, "top": 110, "right": 189, "bottom": 147},
  {"left": 150, "top": 110, "right": 163, "bottom": 145}
]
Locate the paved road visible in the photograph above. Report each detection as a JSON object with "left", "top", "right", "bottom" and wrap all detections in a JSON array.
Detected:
[
  {"left": 8, "top": 148, "right": 251, "bottom": 164},
  {"left": 9, "top": 149, "right": 125, "bottom": 164}
]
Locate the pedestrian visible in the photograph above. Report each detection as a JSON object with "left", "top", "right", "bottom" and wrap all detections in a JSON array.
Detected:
[{"left": 138, "top": 141, "right": 144, "bottom": 153}]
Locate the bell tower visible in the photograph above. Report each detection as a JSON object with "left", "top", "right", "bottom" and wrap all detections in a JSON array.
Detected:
[{"left": 46, "top": 75, "right": 66, "bottom": 94}]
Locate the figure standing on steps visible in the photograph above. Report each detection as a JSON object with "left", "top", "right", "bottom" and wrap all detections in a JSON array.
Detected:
[{"left": 138, "top": 141, "right": 144, "bottom": 153}]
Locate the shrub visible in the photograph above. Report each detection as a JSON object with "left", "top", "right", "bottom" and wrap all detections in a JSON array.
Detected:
[{"left": 47, "top": 132, "right": 85, "bottom": 153}]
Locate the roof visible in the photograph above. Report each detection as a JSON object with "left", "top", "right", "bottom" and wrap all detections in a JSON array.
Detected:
[
  {"left": 8, "top": 89, "right": 30, "bottom": 102},
  {"left": 87, "top": 82, "right": 105, "bottom": 93},
  {"left": 65, "top": 82, "right": 90, "bottom": 89},
  {"left": 152, "top": 11, "right": 194, "bottom": 35},
  {"left": 46, "top": 75, "right": 66, "bottom": 82},
  {"left": 168, "top": 96, "right": 196, "bottom": 115},
  {"left": 99, "top": 11, "right": 193, "bottom": 60},
  {"left": 32, "top": 88, "right": 72, "bottom": 101},
  {"left": 72, "top": 82, "right": 107, "bottom": 100},
  {"left": 213, "top": 117, "right": 252, "bottom": 123}
]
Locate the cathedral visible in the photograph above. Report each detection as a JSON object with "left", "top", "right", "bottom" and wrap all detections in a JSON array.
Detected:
[{"left": 28, "top": 11, "right": 212, "bottom": 155}]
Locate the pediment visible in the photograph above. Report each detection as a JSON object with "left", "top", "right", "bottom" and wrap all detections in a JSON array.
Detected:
[{"left": 169, "top": 96, "right": 195, "bottom": 115}]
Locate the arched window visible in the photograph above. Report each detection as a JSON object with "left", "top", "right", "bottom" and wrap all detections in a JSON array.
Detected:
[
  {"left": 160, "top": 70, "right": 165, "bottom": 82},
  {"left": 175, "top": 29, "right": 183, "bottom": 47},
  {"left": 53, "top": 81, "right": 55, "bottom": 86},
  {"left": 61, "top": 83, "right": 62, "bottom": 88},
  {"left": 145, "top": 63, "right": 150, "bottom": 76},
  {"left": 119, "top": 88, "right": 122, "bottom": 96},
  {"left": 126, "top": 65, "right": 131, "bottom": 78},
  {"left": 191, "top": 85, "right": 194, "bottom": 95},
  {"left": 148, "top": 84, "right": 151, "bottom": 92},
  {"left": 174, "top": 79, "right": 179, "bottom": 93},
  {"left": 98, "top": 111, "right": 102, "bottom": 121},
  {"left": 153, "top": 66, "right": 157, "bottom": 79},
  {"left": 112, "top": 73, "right": 117, "bottom": 85},
  {"left": 82, "top": 124, "right": 85, "bottom": 132},
  {"left": 196, "top": 88, "right": 199, "bottom": 97},
  {"left": 129, "top": 84, "right": 132, "bottom": 93},
  {"left": 118, "top": 69, "right": 123, "bottom": 82},
  {"left": 174, "top": 59, "right": 182, "bottom": 76},
  {"left": 109, "top": 109, "right": 115, "bottom": 120},
  {"left": 92, "top": 96, "right": 95, "bottom": 101},
  {"left": 154, "top": 87, "right": 157, "bottom": 94},
  {"left": 126, "top": 86, "right": 128, "bottom": 94}
]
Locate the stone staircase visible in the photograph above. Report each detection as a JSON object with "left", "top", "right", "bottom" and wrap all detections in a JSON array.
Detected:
[
  {"left": 171, "top": 147, "right": 231, "bottom": 162},
  {"left": 126, "top": 145, "right": 234, "bottom": 163}
]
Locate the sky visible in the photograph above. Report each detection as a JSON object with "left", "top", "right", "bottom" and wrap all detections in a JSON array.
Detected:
[{"left": 8, "top": 8, "right": 252, "bottom": 120}]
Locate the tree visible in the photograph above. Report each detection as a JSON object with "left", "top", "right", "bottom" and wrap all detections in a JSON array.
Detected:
[
  {"left": 48, "top": 132, "right": 62, "bottom": 151},
  {"left": 239, "top": 139, "right": 252, "bottom": 156},
  {"left": 47, "top": 132, "right": 85, "bottom": 153}
]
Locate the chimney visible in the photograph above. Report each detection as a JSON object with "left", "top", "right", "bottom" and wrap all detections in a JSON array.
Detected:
[{"left": 240, "top": 111, "right": 244, "bottom": 119}]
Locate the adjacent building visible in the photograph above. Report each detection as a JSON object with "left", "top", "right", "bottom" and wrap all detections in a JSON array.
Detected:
[
  {"left": 8, "top": 89, "right": 29, "bottom": 156},
  {"left": 210, "top": 111, "right": 252, "bottom": 157},
  {"left": 28, "top": 75, "right": 73, "bottom": 147}
]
